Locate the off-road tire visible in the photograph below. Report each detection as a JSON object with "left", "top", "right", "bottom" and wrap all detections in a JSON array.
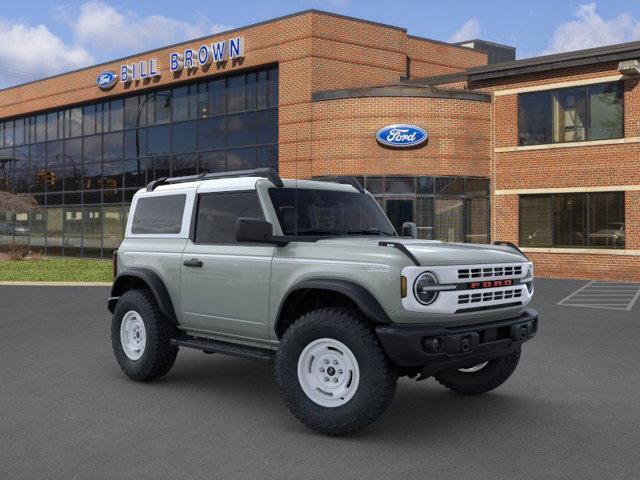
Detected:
[
  {"left": 275, "top": 307, "right": 398, "bottom": 435},
  {"left": 111, "top": 289, "right": 179, "bottom": 382},
  {"left": 434, "top": 346, "right": 521, "bottom": 395}
]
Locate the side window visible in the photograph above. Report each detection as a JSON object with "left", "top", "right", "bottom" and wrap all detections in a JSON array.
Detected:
[
  {"left": 195, "top": 191, "right": 263, "bottom": 244},
  {"left": 131, "top": 194, "right": 186, "bottom": 234}
]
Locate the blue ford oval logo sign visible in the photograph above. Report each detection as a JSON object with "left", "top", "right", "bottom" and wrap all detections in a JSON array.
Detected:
[
  {"left": 376, "top": 124, "right": 428, "bottom": 148},
  {"left": 96, "top": 71, "right": 118, "bottom": 90}
]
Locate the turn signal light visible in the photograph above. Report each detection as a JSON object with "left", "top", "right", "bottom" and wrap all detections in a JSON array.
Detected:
[{"left": 401, "top": 276, "right": 407, "bottom": 298}]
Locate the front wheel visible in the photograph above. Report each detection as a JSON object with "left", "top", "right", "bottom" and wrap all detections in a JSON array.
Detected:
[
  {"left": 275, "top": 307, "right": 398, "bottom": 435},
  {"left": 434, "top": 347, "right": 521, "bottom": 395}
]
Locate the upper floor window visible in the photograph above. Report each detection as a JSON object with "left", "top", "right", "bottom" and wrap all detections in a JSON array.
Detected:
[{"left": 518, "top": 82, "right": 623, "bottom": 146}]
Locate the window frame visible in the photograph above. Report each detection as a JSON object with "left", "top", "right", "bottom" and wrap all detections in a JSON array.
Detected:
[
  {"left": 518, "top": 192, "right": 625, "bottom": 249},
  {"left": 517, "top": 81, "right": 624, "bottom": 146},
  {"left": 191, "top": 189, "right": 265, "bottom": 245}
]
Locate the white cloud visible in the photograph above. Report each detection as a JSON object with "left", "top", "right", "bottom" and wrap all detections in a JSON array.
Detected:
[
  {"left": 542, "top": 3, "right": 640, "bottom": 54},
  {"left": 448, "top": 18, "right": 481, "bottom": 43},
  {"left": 71, "top": 1, "right": 232, "bottom": 55},
  {"left": 0, "top": 20, "right": 93, "bottom": 88},
  {"left": 0, "top": 1, "right": 234, "bottom": 88}
]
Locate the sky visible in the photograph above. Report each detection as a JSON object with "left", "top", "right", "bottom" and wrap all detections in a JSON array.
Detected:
[{"left": 2, "top": 0, "right": 640, "bottom": 88}]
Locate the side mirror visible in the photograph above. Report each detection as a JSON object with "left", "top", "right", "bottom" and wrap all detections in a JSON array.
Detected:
[
  {"left": 236, "top": 218, "right": 275, "bottom": 243},
  {"left": 401, "top": 222, "right": 418, "bottom": 239}
]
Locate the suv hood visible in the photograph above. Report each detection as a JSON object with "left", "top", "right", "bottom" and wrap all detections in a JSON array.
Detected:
[{"left": 319, "top": 237, "right": 526, "bottom": 266}]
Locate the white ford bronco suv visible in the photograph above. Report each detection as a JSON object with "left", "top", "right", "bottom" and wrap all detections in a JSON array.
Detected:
[{"left": 108, "top": 168, "right": 537, "bottom": 435}]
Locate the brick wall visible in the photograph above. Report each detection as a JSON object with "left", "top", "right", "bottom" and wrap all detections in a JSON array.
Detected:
[
  {"left": 482, "top": 63, "right": 640, "bottom": 281},
  {"left": 303, "top": 95, "right": 490, "bottom": 179},
  {"left": 406, "top": 37, "right": 487, "bottom": 79}
]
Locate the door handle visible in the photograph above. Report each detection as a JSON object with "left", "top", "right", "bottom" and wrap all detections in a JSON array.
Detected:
[{"left": 183, "top": 258, "right": 203, "bottom": 268}]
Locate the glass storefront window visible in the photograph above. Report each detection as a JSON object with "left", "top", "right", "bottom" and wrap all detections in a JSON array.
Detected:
[
  {"left": 83, "top": 206, "right": 102, "bottom": 256},
  {"left": 46, "top": 207, "right": 63, "bottom": 255},
  {"left": 14, "top": 118, "right": 25, "bottom": 146},
  {"left": 466, "top": 197, "right": 488, "bottom": 244},
  {"left": 172, "top": 86, "right": 189, "bottom": 122},
  {"left": 29, "top": 207, "right": 46, "bottom": 250},
  {"left": 46, "top": 141, "right": 64, "bottom": 193},
  {"left": 147, "top": 125, "right": 171, "bottom": 155},
  {"left": 199, "top": 117, "right": 225, "bottom": 150},
  {"left": 435, "top": 177, "right": 465, "bottom": 195},
  {"left": 386, "top": 177, "right": 414, "bottom": 194},
  {"left": 199, "top": 151, "right": 226, "bottom": 173},
  {"left": 103, "top": 206, "right": 124, "bottom": 250},
  {"left": 172, "top": 121, "right": 198, "bottom": 153},
  {"left": 227, "top": 112, "right": 256, "bottom": 147},
  {"left": 154, "top": 91, "right": 171, "bottom": 124},
  {"left": 416, "top": 198, "right": 434, "bottom": 239},
  {"left": 110, "top": 100, "right": 124, "bottom": 132},
  {"left": 226, "top": 75, "right": 245, "bottom": 113},
  {"left": 0, "top": 66, "right": 278, "bottom": 257}
]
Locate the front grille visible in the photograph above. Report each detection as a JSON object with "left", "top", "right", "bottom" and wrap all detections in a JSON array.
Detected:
[
  {"left": 458, "top": 265, "right": 523, "bottom": 280},
  {"left": 458, "top": 287, "right": 523, "bottom": 305}
]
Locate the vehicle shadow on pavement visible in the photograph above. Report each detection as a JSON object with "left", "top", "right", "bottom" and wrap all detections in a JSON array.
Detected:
[{"left": 124, "top": 350, "right": 565, "bottom": 442}]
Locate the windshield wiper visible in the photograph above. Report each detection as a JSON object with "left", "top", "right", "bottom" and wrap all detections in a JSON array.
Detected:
[{"left": 346, "top": 229, "right": 393, "bottom": 236}]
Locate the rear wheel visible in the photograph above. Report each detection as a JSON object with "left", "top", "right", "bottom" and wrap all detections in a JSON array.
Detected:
[
  {"left": 275, "top": 307, "right": 397, "bottom": 435},
  {"left": 434, "top": 347, "right": 521, "bottom": 395},
  {"left": 111, "top": 289, "right": 179, "bottom": 382}
]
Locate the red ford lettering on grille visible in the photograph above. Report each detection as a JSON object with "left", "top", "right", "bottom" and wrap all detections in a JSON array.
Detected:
[{"left": 469, "top": 279, "right": 513, "bottom": 289}]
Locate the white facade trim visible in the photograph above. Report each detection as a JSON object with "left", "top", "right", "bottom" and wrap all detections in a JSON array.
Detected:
[
  {"left": 494, "top": 185, "right": 640, "bottom": 195},
  {"left": 521, "top": 248, "right": 640, "bottom": 257},
  {"left": 494, "top": 137, "right": 640, "bottom": 153}
]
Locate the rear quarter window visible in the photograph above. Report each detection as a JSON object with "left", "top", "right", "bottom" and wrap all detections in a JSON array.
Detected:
[{"left": 131, "top": 194, "right": 186, "bottom": 234}]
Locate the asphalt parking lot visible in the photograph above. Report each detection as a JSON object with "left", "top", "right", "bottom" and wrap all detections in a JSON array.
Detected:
[{"left": 1, "top": 279, "right": 639, "bottom": 480}]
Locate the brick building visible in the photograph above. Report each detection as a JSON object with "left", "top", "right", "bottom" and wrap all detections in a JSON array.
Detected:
[{"left": 0, "top": 9, "right": 637, "bottom": 280}]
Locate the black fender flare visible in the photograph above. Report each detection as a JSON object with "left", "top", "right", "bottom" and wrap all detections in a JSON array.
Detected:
[
  {"left": 276, "top": 278, "right": 391, "bottom": 333},
  {"left": 108, "top": 268, "right": 178, "bottom": 324}
]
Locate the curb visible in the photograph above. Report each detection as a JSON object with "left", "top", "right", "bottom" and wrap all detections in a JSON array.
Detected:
[{"left": 0, "top": 281, "right": 111, "bottom": 287}]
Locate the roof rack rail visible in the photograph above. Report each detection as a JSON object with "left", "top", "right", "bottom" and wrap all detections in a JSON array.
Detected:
[
  {"left": 314, "top": 176, "right": 365, "bottom": 193},
  {"left": 146, "top": 168, "right": 284, "bottom": 191}
]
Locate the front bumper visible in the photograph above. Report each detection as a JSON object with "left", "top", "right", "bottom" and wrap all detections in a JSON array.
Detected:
[{"left": 375, "top": 308, "right": 538, "bottom": 372}]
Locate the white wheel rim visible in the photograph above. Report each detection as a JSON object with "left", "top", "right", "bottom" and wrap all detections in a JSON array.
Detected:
[
  {"left": 297, "top": 338, "right": 360, "bottom": 408},
  {"left": 458, "top": 362, "right": 488, "bottom": 373},
  {"left": 120, "top": 310, "right": 147, "bottom": 361}
]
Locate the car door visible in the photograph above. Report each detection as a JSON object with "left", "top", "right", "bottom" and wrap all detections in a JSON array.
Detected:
[{"left": 180, "top": 189, "right": 275, "bottom": 341}]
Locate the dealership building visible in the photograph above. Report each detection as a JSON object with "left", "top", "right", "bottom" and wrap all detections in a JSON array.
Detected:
[{"left": 0, "top": 10, "right": 639, "bottom": 280}]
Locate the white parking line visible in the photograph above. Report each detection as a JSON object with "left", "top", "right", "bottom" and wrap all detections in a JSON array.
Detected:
[{"left": 557, "top": 280, "right": 640, "bottom": 311}]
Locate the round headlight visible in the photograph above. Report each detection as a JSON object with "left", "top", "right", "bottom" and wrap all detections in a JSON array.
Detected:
[{"left": 414, "top": 272, "right": 439, "bottom": 305}]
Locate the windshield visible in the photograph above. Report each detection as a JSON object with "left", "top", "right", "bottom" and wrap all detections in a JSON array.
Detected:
[{"left": 269, "top": 188, "right": 396, "bottom": 237}]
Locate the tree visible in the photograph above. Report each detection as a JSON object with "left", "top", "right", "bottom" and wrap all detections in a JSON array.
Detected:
[{"left": 0, "top": 191, "right": 37, "bottom": 215}]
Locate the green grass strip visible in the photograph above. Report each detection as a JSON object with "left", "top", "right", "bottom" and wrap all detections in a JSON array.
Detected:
[{"left": 0, "top": 258, "right": 112, "bottom": 283}]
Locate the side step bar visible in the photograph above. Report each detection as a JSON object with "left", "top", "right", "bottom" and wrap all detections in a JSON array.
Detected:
[{"left": 170, "top": 336, "right": 276, "bottom": 363}]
